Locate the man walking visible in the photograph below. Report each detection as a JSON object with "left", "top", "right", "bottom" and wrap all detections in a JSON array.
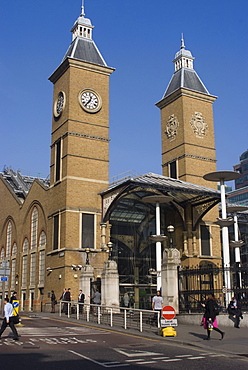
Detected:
[
  {"left": 0, "top": 297, "right": 19, "bottom": 340},
  {"left": 152, "top": 290, "right": 163, "bottom": 325}
]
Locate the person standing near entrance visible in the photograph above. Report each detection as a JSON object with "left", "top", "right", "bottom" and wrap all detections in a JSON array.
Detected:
[
  {"left": 92, "top": 289, "right": 101, "bottom": 314},
  {"left": 93, "top": 289, "right": 101, "bottom": 305},
  {"left": 78, "top": 290, "right": 85, "bottom": 313},
  {"left": 60, "top": 288, "right": 67, "bottom": 313},
  {"left": 50, "top": 290, "right": 57, "bottom": 313},
  {"left": 152, "top": 291, "right": 163, "bottom": 324},
  {"left": 123, "top": 293, "right": 130, "bottom": 308},
  {"left": 0, "top": 298, "right": 19, "bottom": 340}
]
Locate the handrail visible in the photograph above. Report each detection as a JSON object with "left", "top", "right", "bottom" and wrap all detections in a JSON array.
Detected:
[{"left": 59, "top": 301, "right": 160, "bottom": 332}]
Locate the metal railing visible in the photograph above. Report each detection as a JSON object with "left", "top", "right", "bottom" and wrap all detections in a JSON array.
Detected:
[
  {"left": 59, "top": 301, "right": 160, "bottom": 333},
  {"left": 179, "top": 265, "right": 248, "bottom": 313}
]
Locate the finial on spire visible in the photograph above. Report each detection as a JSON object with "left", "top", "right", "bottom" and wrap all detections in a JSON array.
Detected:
[
  {"left": 181, "top": 33, "right": 185, "bottom": 49},
  {"left": 81, "top": 0, "right": 85, "bottom": 16}
]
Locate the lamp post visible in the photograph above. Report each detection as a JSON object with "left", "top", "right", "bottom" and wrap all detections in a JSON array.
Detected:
[
  {"left": 85, "top": 247, "right": 90, "bottom": 265},
  {"left": 167, "top": 224, "right": 175, "bottom": 248},
  {"left": 142, "top": 195, "right": 172, "bottom": 291},
  {"left": 107, "top": 242, "right": 113, "bottom": 260},
  {"left": 227, "top": 205, "right": 248, "bottom": 288},
  {"left": 203, "top": 171, "right": 241, "bottom": 306}
]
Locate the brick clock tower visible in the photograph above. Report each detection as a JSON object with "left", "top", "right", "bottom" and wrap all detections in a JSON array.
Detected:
[
  {"left": 156, "top": 38, "right": 217, "bottom": 188},
  {"left": 47, "top": 4, "right": 114, "bottom": 289},
  {"left": 156, "top": 38, "right": 222, "bottom": 266}
]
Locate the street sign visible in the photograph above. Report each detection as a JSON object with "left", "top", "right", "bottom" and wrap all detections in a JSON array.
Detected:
[
  {"left": 0, "top": 268, "right": 11, "bottom": 276},
  {"left": 12, "top": 300, "right": 19, "bottom": 314},
  {"left": 1, "top": 277, "right": 8, "bottom": 281},
  {"left": 161, "top": 318, "right": 178, "bottom": 327},
  {"left": 1, "top": 261, "right": 10, "bottom": 268},
  {"left": 162, "top": 305, "right": 176, "bottom": 320}
]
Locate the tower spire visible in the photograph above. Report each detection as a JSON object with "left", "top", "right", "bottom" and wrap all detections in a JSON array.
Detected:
[
  {"left": 71, "top": 1, "right": 94, "bottom": 41},
  {"left": 81, "top": 0, "right": 85, "bottom": 16},
  {"left": 181, "top": 33, "right": 185, "bottom": 49},
  {"left": 173, "top": 35, "right": 194, "bottom": 71}
]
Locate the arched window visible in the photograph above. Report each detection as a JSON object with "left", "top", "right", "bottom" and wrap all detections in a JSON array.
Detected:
[
  {"left": 6, "top": 221, "right": 12, "bottom": 258},
  {"left": 39, "top": 231, "right": 46, "bottom": 249},
  {"left": 22, "top": 255, "right": 28, "bottom": 288},
  {"left": 12, "top": 243, "right": 17, "bottom": 256},
  {"left": 23, "top": 238, "right": 29, "bottom": 253},
  {"left": 38, "top": 231, "right": 46, "bottom": 286},
  {"left": 39, "top": 250, "right": 45, "bottom": 286},
  {"left": 11, "top": 242, "right": 17, "bottom": 290},
  {"left": 30, "top": 253, "right": 36, "bottom": 286},
  {"left": 0, "top": 247, "right": 5, "bottom": 259},
  {"left": 11, "top": 258, "right": 16, "bottom": 290},
  {"left": 31, "top": 207, "right": 38, "bottom": 249}
]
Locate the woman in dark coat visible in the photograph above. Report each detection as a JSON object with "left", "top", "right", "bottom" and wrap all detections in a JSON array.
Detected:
[
  {"left": 202, "top": 294, "right": 225, "bottom": 340},
  {"left": 51, "top": 290, "right": 57, "bottom": 313}
]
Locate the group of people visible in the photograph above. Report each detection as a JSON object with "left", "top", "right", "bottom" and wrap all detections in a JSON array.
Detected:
[
  {"left": 0, "top": 288, "right": 243, "bottom": 342},
  {"left": 54, "top": 287, "right": 101, "bottom": 314},
  {"left": 58, "top": 288, "right": 84, "bottom": 314},
  {"left": 201, "top": 294, "right": 244, "bottom": 340},
  {"left": 151, "top": 291, "right": 245, "bottom": 340}
]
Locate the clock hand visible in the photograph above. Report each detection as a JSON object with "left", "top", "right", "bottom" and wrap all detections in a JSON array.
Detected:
[{"left": 86, "top": 96, "right": 92, "bottom": 106}]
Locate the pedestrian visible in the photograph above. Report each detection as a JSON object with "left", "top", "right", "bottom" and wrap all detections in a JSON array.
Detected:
[
  {"left": 78, "top": 289, "right": 85, "bottom": 313},
  {"left": 51, "top": 290, "right": 57, "bottom": 313},
  {"left": 228, "top": 296, "right": 243, "bottom": 328},
  {"left": 92, "top": 289, "right": 101, "bottom": 314},
  {"left": 93, "top": 289, "right": 101, "bottom": 304},
  {"left": 123, "top": 293, "right": 130, "bottom": 308},
  {"left": 0, "top": 297, "right": 19, "bottom": 340},
  {"left": 60, "top": 288, "right": 66, "bottom": 301},
  {"left": 152, "top": 290, "right": 163, "bottom": 324},
  {"left": 60, "top": 288, "right": 67, "bottom": 313},
  {"left": 201, "top": 294, "right": 224, "bottom": 340},
  {"left": 63, "top": 288, "right": 71, "bottom": 314},
  {"left": 64, "top": 288, "right": 71, "bottom": 301},
  {"left": 10, "top": 291, "right": 17, "bottom": 304}
]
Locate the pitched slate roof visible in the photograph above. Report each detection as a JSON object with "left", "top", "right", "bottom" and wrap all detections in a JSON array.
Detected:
[
  {"left": 62, "top": 37, "right": 107, "bottom": 67},
  {"left": 164, "top": 68, "right": 209, "bottom": 97}
]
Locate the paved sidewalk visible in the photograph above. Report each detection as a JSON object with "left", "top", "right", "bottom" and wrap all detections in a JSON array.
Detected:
[{"left": 19, "top": 311, "right": 248, "bottom": 357}]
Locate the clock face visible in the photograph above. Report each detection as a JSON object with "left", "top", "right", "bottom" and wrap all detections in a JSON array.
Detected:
[
  {"left": 54, "top": 91, "right": 65, "bottom": 118},
  {"left": 79, "top": 89, "right": 102, "bottom": 113}
]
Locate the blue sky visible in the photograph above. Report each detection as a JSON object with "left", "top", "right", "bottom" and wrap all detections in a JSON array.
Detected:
[{"left": 0, "top": 0, "right": 247, "bottom": 186}]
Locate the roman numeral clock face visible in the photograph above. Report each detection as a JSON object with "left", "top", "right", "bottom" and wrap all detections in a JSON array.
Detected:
[
  {"left": 79, "top": 89, "right": 102, "bottom": 113},
  {"left": 54, "top": 91, "right": 66, "bottom": 118}
]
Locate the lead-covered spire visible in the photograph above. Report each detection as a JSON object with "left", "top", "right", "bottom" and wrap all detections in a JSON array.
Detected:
[
  {"left": 71, "top": 0, "right": 94, "bottom": 41},
  {"left": 81, "top": 0, "right": 85, "bottom": 16},
  {"left": 173, "top": 35, "right": 194, "bottom": 71}
]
